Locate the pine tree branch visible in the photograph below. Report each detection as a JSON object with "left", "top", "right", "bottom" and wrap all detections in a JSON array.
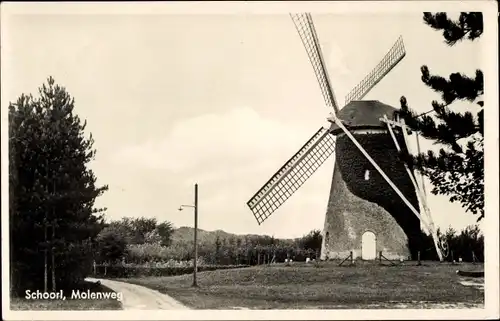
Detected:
[
  {"left": 400, "top": 138, "right": 484, "bottom": 218},
  {"left": 421, "top": 66, "right": 483, "bottom": 105},
  {"left": 398, "top": 97, "right": 481, "bottom": 153},
  {"left": 423, "top": 12, "right": 483, "bottom": 46}
]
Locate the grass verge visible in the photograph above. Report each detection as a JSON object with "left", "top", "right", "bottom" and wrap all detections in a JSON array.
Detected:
[
  {"left": 117, "top": 261, "right": 484, "bottom": 309},
  {"left": 10, "top": 280, "right": 123, "bottom": 310}
]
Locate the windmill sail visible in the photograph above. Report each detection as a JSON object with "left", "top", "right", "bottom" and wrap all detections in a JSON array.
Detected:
[
  {"left": 247, "top": 15, "right": 407, "bottom": 227},
  {"left": 247, "top": 13, "right": 341, "bottom": 225},
  {"left": 290, "top": 13, "right": 340, "bottom": 112},
  {"left": 247, "top": 127, "right": 335, "bottom": 224},
  {"left": 345, "top": 36, "right": 406, "bottom": 104}
]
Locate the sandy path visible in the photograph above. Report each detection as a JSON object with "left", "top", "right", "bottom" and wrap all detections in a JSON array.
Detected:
[
  {"left": 85, "top": 278, "right": 189, "bottom": 310},
  {"left": 459, "top": 277, "right": 485, "bottom": 291}
]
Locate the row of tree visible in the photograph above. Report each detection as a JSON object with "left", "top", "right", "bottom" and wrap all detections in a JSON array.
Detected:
[
  {"left": 437, "top": 225, "right": 484, "bottom": 262},
  {"left": 95, "top": 219, "right": 324, "bottom": 266},
  {"left": 97, "top": 217, "right": 484, "bottom": 265},
  {"left": 9, "top": 78, "right": 108, "bottom": 296},
  {"left": 96, "top": 217, "right": 175, "bottom": 263}
]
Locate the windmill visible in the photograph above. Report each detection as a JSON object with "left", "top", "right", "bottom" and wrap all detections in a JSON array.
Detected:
[{"left": 246, "top": 13, "right": 444, "bottom": 262}]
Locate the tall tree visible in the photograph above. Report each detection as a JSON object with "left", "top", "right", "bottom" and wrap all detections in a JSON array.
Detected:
[
  {"left": 297, "top": 230, "right": 323, "bottom": 255},
  {"left": 214, "top": 235, "right": 222, "bottom": 264},
  {"left": 106, "top": 218, "right": 135, "bottom": 243},
  {"left": 96, "top": 227, "right": 127, "bottom": 264},
  {"left": 398, "top": 12, "right": 484, "bottom": 220},
  {"left": 156, "top": 221, "right": 175, "bottom": 247},
  {"left": 9, "top": 77, "right": 108, "bottom": 295},
  {"left": 130, "top": 217, "right": 157, "bottom": 244}
]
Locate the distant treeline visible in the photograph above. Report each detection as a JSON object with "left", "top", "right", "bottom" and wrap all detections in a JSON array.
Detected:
[
  {"left": 437, "top": 225, "right": 484, "bottom": 262},
  {"left": 96, "top": 217, "right": 484, "bottom": 266},
  {"left": 96, "top": 217, "right": 323, "bottom": 265}
]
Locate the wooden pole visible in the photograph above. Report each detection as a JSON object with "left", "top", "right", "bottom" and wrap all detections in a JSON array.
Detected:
[
  {"left": 415, "top": 133, "right": 428, "bottom": 200},
  {"left": 400, "top": 119, "right": 441, "bottom": 259},
  {"left": 383, "top": 115, "right": 443, "bottom": 261},
  {"left": 417, "top": 251, "right": 421, "bottom": 266},
  {"left": 193, "top": 183, "right": 198, "bottom": 287}
]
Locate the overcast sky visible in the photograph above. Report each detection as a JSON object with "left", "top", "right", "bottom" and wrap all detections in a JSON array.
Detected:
[{"left": 2, "top": 3, "right": 494, "bottom": 238}]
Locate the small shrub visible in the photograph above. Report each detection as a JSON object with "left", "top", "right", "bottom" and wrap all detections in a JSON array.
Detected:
[{"left": 93, "top": 264, "right": 250, "bottom": 278}]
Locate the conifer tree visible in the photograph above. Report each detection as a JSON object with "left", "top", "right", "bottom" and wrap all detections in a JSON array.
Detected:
[
  {"left": 398, "top": 12, "right": 484, "bottom": 221},
  {"left": 9, "top": 77, "right": 108, "bottom": 295}
]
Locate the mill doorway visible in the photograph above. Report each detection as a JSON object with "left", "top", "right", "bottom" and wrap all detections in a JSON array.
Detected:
[{"left": 361, "top": 231, "right": 377, "bottom": 260}]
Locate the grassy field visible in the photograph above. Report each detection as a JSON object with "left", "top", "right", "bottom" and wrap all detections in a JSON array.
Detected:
[
  {"left": 118, "top": 261, "right": 484, "bottom": 309},
  {"left": 10, "top": 280, "right": 123, "bottom": 310}
]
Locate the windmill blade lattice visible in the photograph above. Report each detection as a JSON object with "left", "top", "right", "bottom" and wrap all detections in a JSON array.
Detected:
[
  {"left": 345, "top": 36, "right": 406, "bottom": 105},
  {"left": 247, "top": 127, "right": 335, "bottom": 224},
  {"left": 290, "top": 13, "right": 340, "bottom": 112}
]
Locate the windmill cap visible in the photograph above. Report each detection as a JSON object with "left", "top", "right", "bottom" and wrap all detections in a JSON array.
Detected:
[{"left": 329, "top": 100, "right": 399, "bottom": 135}]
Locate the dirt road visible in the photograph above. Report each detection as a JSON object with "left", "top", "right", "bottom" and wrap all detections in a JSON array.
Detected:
[{"left": 85, "top": 278, "right": 189, "bottom": 310}]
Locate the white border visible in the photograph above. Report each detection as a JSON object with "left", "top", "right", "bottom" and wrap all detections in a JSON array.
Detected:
[{"left": 1, "top": 1, "right": 498, "bottom": 320}]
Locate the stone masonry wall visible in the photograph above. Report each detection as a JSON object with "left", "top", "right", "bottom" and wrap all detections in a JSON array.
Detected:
[
  {"left": 320, "top": 129, "right": 422, "bottom": 260},
  {"left": 321, "top": 163, "right": 410, "bottom": 260}
]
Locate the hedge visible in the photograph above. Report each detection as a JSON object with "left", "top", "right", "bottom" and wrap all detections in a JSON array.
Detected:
[{"left": 93, "top": 264, "right": 251, "bottom": 278}]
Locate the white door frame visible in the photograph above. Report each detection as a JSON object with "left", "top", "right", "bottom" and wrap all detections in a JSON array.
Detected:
[{"left": 361, "top": 230, "right": 377, "bottom": 260}]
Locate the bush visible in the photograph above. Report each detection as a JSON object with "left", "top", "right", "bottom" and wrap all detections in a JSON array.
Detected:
[
  {"left": 93, "top": 264, "right": 250, "bottom": 278},
  {"left": 96, "top": 227, "right": 128, "bottom": 263},
  {"left": 124, "top": 243, "right": 201, "bottom": 264},
  {"left": 437, "top": 225, "right": 484, "bottom": 262}
]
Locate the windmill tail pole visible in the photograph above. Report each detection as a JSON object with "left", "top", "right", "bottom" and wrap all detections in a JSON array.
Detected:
[
  {"left": 397, "top": 118, "right": 441, "bottom": 250},
  {"left": 415, "top": 133, "right": 428, "bottom": 198},
  {"left": 328, "top": 114, "right": 444, "bottom": 262},
  {"left": 400, "top": 120, "right": 443, "bottom": 262},
  {"left": 383, "top": 115, "right": 444, "bottom": 261}
]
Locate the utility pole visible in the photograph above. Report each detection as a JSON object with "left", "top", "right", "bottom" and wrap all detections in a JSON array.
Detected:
[
  {"left": 193, "top": 183, "right": 198, "bottom": 287},
  {"left": 178, "top": 183, "right": 199, "bottom": 287}
]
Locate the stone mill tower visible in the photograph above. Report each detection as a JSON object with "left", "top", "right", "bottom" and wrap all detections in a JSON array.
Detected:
[{"left": 320, "top": 100, "right": 421, "bottom": 261}]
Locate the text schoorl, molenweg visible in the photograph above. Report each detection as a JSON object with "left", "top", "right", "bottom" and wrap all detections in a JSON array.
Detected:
[
  {"left": 25, "top": 289, "right": 123, "bottom": 301},
  {"left": 25, "top": 290, "right": 65, "bottom": 300},
  {"left": 71, "top": 290, "right": 123, "bottom": 301}
]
